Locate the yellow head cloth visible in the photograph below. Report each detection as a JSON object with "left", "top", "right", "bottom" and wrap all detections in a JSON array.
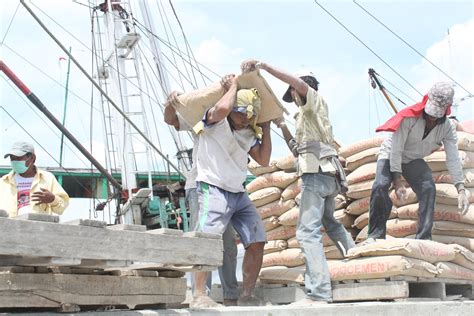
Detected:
[{"left": 235, "top": 88, "right": 263, "bottom": 139}]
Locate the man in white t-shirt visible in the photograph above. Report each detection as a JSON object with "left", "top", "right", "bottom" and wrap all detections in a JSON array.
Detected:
[
  {"left": 0, "top": 141, "right": 69, "bottom": 217},
  {"left": 190, "top": 75, "right": 272, "bottom": 308}
]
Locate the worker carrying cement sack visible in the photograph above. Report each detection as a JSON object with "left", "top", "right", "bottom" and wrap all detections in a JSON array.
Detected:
[
  {"left": 242, "top": 59, "right": 355, "bottom": 306},
  {"left": 365, "top": 82, "right": 469, "bottom": 244}
]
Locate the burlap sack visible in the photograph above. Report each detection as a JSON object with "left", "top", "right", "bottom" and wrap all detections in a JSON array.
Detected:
[
  {"left": 262, "top": 248, "right": 305, "bottom": 268},
  {"left": 264, "top": 240, "right": 288, "bottom": 255},
  {"left": 338, "top": 137, "right": 386, "bottom": 159},
  {"left": 281, "top": 179, "right": 302, "bottom": 201},
  {"left": 397, "top": 203, "right": 474, "bottom": 225},
  {"left": 248, "top": 160, "right": 279, "bottom": 176},
  {"left": 425, "top": 151, "right": 474, "bottom": 172},
  {"left": 335, "top": 194, "right": 347, "bottom": 210},
  {"left": 346, "top": 147, "right": 380, "bottom": 172},
  {"left": 449, "top": 244, "right": 474, "bottom": 270},
  {"left": 432, "top": 221, "right": 474, "bottom": 238},
  {"left": 266, "top": 225, "right": 296, "bottom": 241},
  {"left": 263, "top": 216, "right": 280, "bottom": 232},
  {"left": 389, "top": 187, "right": 418, "bottom": 207},
  {"left": 335, "top": 209, "right": 356, "bottom": 229},
  {"left": 170, "top": 70, "right": 286, "bottom": 128},
  {"left": 274, "top": 154, "right": 297, "bottom": 171},
  {"left": 246, "top": 171, "right": 298, "bottom": 193},
  {"left": 346, "top": 196, "right": 371, "bottom": 215},
  {"left": 435, "top": 262, "right": 474, "bottom": 281},
  {"left": 250, "top": 187, "right": 282, "bottom": 207},
  {"left": 257, "top": 199, "right": 296, "bottom": 219},
  {"left": 435, "top": 183, "right": 473, "bottom": 205},
  {"left": 346, "top": 162, "right": 378, "bottom": 185},
  {"left": 278, "top": 206, "right": 299, "bottom": 226},
  {"left": 432, "top": 168, "right": 474, "bottom": 187},
  {"left": 347, "top": 238, "right": 455, "bottom": 263},
  {"left": 352, "top": 209, "right": 396, "bottom": 230},
  {"left": 347, "top": 180, "right": 374, "bottom": 199},
  {"left": 259, "top": 265, "right": 305, "bottom": 284},
  {"left": 328, "top": 255, "right": 437, "bottom": 280},
  {"left": 432, "top": 234, "right": 474, "bottom": 252}
]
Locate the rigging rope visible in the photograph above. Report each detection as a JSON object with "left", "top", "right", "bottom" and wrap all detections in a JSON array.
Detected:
[{"left": 1, "top": 2, "right": 20, "bottom": 44}]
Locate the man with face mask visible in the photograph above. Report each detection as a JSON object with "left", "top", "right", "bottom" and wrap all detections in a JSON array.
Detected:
[{"left": 0, "top": 141, "right": 69, "bottom": 217}]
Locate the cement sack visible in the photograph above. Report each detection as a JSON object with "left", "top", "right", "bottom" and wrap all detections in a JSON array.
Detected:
[
  {"left": 435, "top": 262, "right": 474, "bottom": 281},
  {"left": 425, "top": 151, "right": 474, "bottom": 172},
  {"left": 432, "top": 221, "right": 474, "bottom": 238},
  {"left": 346, "top": 147, "right": 380, "bottom": 172},
  {"left": 257, "top": 199, "right": 295, "bottom": 219},
  {"left": 287, "top": 236, "right": 299, "bottom": 248},
  {"left": 389, "top": 187, "right": 418, "bottom": 207},
  {"left": 435, "top": 183, "right": 473, "bottom": 205},
  {"left": 325, "top": 245, "right": 344, "bottom": 260},
  {"left": 259, "top": 265, "right": 305, "bottom": 285},
  {"left": 281, "top": 179, "right": 302, "bottom": 201},
  {"left": 338, "top": 137, "right": 386, "bottom": 159},
  {"left": 456, "top": 131, "right": 474, "bottom": 152},
  {"left": 355, "top": 219, "right": 417, "bottom": 242},
  {"left": 335, "top": 194, "right": 347, "bottom": 210},
  {"left": 278, "top": 206, "right": 299, "bottom": 226},
  {"left": 274, "top": 154, "right": 297, "bottom": 172},
  {"left": 346, "top": 162, "right": 378, "bottom": 185},
  {"left": 347, "top": 238, "right": 455, "bottom": 264},
  {"left": 246, "top": 171, "right": 298, "bottom": 193},
  {"left": 264, "top": 240, "right": 288, "bottom": 255},
  {"left": 263, "top": 216, "right": 280, "bottom": 232},
  {"left": 449, "top": 244, "right": 474, "bottom": 271},
  {"left": 347, "top": 180, "right": 374, "bottom": 200},
  {"left": 432, "top": 235, "right": 474, "bottom": 252},
  {"left": 335, "top": 209, "right": 356, "bottom": 229},
  {"left": 262, "top": 248, "right": 305, "bottom": 268},
  {"left": 432, "top": 168, "right": 474, "bottom": 187},
  {"left": 170, "top": 70, "right": 285, "bottom": 129},
  {"left": 250, "top": 187, "right": 282, "bottom": 207},
  {"left": 295, "top": 192, "right": 302, "bottom": 205},
  {"left": 248, "top": 160, "right": 278, "bottom": 176},
  {"left": 346, "top": 196, "right": 371, "bottom": 216},
  {"left": 397, "top": 203, "right": 474, "bottom": 225},
  {"left": 266, "top": 225, "right": 296, "bottom": 241},
  {"left": 352, "top": 209, "right": 396, "bottom": 230},
  {"left": 460, "top": 119, "right": 474, "bottom": 134},
  {"left": 328, "top": 255, "right": 437, "bottom": 280}
]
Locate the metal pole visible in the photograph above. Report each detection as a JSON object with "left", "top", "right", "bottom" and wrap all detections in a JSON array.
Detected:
[
  {"left": 368, "top": 68, "right": 398, "bottom": 114},
  {"left": 59, "top": 47, "right": 72, "bottom": 166},
  {"left": 19, "top": 0, "right": 185, "bottom": 178}
]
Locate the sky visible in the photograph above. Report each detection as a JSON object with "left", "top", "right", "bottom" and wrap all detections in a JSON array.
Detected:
[{"left": 1, "top": 0, "right": 473, "bottom": 174}]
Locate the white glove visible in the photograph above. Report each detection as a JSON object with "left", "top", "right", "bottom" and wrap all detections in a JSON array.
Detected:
[{"left": 458, "top": 190, "right": 469, "bottom": 214}]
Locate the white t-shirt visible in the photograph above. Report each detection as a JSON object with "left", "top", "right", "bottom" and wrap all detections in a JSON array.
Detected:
[
  {"left": 195, "top": 119, "right": 258, "bottom": 193},
  {"left": 14, "top": 174, "right": 34, "bottom": 216}
]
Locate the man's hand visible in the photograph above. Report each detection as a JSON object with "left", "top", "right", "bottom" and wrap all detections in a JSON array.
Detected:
[
  {"left": 220, "top": 74, "right": 237, "bottom": 92},
  {"left": 458, "top": 189, "right": 469, "bottom": 214},
  {"left": 241, "top": 59, "right": 261, "bottom": 73},
  {"left": 272, "top": 116, "right": 286, "bottom": 128},
  {"left": 393, "top": 179, "right": 407, "bottom": 203},
  {"left": 31, "top": 188, "right": 55, "bottom": 204}
]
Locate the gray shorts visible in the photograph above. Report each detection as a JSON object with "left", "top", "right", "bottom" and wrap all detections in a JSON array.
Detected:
[{"left": 196, "top": 182, "right": 266, "bottom": 248}]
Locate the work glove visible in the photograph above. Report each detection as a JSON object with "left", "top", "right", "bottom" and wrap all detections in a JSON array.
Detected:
[{"left": 458, "top": 189, "right": 469, "bottom": 214}]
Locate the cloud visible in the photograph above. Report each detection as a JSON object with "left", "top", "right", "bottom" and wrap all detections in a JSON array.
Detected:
[{"left": 194, "top": 37, "right": 243, "bottom": 76}]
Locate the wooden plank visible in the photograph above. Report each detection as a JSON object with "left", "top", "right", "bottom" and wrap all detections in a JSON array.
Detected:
[
  {"left": 0, "top": 256, "right": 81, "bottom": 267},
  {"left": 15, "top": 213, "right": 59, "bottom": 223},
  {"left": 0, "top": 217, "right": 223, "bottom": 266},
  {"left": 0, "top": 273, "right": 186, "bottom": 308},
  {"left": 79, "top": 259, "right": 131, "bottom": 269},
  {"left": 183, "top": 231, "right": 221, "bottom": 239},
  {"left": 332, "top": 281, "right": 409, "bottom": 302},
  {"left": 63, "top": 219, "right": 107, "bottom": 228},
  {"left": 147, "top": 228, "right": 183, "bottom": 236},
  {"left": 0, "top": 266, "right": 35, "bottom": 274},
  {"left": 107, "top": 224, "right": 146, "bottom": 232}
]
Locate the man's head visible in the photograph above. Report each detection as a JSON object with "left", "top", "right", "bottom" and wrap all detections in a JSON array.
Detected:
[
  {"left": 282, "top": 70, "right": 319, "bottom": 103},
  {"left": 4, "top": 141, "right": 36, "bottom": 175},
  {"left": 229, "top": 88, "right": 261, "bottom": 131},
  {"left": 424, "top": 82, "right": 454, "bottom": 120}
]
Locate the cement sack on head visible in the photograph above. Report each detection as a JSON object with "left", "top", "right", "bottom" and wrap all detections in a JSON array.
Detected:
[
  {"left": 432, "top": 168, "right": 474, "bottom": 187},
  {"left": 249, "top": 187, "right": 282, "bottom": 207},
  {"left": 263, "top": 216, "right": 280, "bottom": 232},
  {"left": 432, "top": 221, "right": 474, "bottom": 238},
  {"left": 246, "top": 171, "right": 298, "bottom": 194},
  {"left": 435, "top": 183, "right": 474, "bottom": 205},
  {"left": 435, "top": 262, "right": 474, "bottom": 281},
  {"left": 425, "top": 151, "right": 474, "bottom": 172},
  {"left": 335, "top": 209, "right": 356, "bottom": 229},
  {"left": 259, "top": 265, "right": 305, "bottom": 285},
  {"left": 352, "top": 208, "right": 396, "bottom": 230},
  {"left": 278, "top": 205, "right": 299, "bottom": 226},
  {"left": 432, "top": 234, "right": 474, "bottom": 252},
  {"left": 248, "top": 160, "right": 278, "bottom": 176},
  {"left": 347, "top": 238, "right": 455, "bottom": 263},
  {"left": 281, "top": 178, "right": 302, "bottom": 201},
  {"left": 338, "top": 137, "right": 386, "bottom": 159},
  {"left": 264, "top": 240, "right": 288, "bottom": 255},
  {"left": 389, "top": 187, "right": 418, "bottom": 207},
  {"left": 449, "top": 244, "right": 474, "bottom": 270},
  {"left": 262, "top": 248, "right": 305, "bottom": 268},
  {"left": 335, "top": 194, "right": 347, "bottom": 210},
  {"left": 169, "top": 70, "right": 286, "bottom": 129},
  {"left": 397, "top": 203, "right": 474, "bottom": 225},
  {"left": 328, "top": 255, "right": 437, "bottom": 281},
  {"left": 346, "top": 162, "right": 378, "bottom": 185},
  {"left": 266, "top": 225, "right": 296, "bottom": 241},
  {"left": 257, "top": 199, "right": 296, "bottom": 219},
  {"left": 346, "top": 196, "right": 371, "bottom": 215},
  {"left": 347, "top": 180, "right": 374, "bottom": 200},
  {"left": 346, "top": 147, "right": 380, "bottom": 172},
  {"left": 274, "top": 154, "right": 297, "bottom": 172}
]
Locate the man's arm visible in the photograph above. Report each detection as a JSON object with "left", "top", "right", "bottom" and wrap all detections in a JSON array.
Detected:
[
  {"left": 205, "top": 74, "right": 238, "bottom": 125},
  {"left": 31, "top": 174, "right": 70, "bottom": 215},
  {"left": 249, "top": 122, "right": 272, "bottom": 167}
]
